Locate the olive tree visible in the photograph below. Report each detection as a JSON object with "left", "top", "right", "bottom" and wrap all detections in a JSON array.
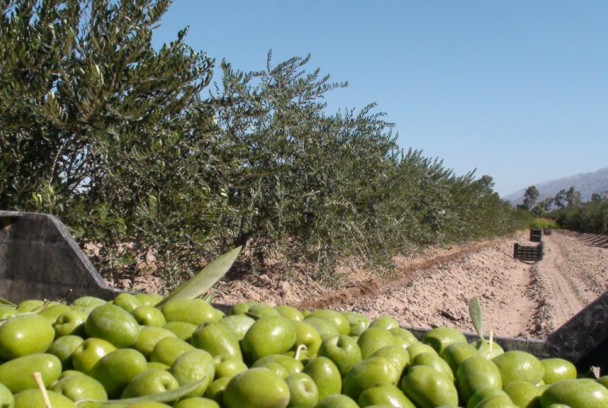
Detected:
[
  {"left": 0, "top": 0, "right": 228, "bottom": 287},
  {"left": 213, "top": 53, "right": 405, "bottom": 275},
  {"left": 517, "top": 185, "right": 540, "bottom": 211}
]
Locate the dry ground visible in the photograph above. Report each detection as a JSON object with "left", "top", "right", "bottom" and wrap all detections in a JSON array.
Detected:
[{"left": 212, "top": 230, "right": 608, "bottom": 339}]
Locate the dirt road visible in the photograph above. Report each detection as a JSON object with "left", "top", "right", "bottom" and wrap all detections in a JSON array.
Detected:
[
  {"left": 214, "top": 230, "right": 608, "bottom": 339},
  {"left": 528, "top": 231, "right": 608, "bottom": 337}
]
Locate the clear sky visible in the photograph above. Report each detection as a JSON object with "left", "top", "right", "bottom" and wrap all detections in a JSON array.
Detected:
[{"left": 152, "top": 1, "right": 607, "bottom": 197}]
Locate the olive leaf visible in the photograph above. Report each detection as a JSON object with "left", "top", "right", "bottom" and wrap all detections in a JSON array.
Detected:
[
  {"left": 156, "top": 246, "right": 242, "bottom": 307},
  {"left": 76, "top": 378, "right": 206, "bottom": 407},
  {"left": 0, "top": 298, "right": 16, "bottom": 306},
  {"left": 469, "top": 296, "right": 484, "bottom": 341}
]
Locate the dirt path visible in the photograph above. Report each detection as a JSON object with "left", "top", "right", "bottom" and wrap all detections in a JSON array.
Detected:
[
  {"left": 213, "top": 230, "right": 608, "bottom": 340},
  {"left": 527, "top": 231, "right": 608, "bottom": 337},
  {"left": 535, "top": 235, "right": 585, "bottom": 325},
  {"left": 329, "top": 233, "right": 539, "bottom": 338}
]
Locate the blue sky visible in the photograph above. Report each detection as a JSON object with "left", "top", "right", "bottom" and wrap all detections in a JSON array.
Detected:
[{"left": 152, "top": 1, "right": 607, "bottom": 197}]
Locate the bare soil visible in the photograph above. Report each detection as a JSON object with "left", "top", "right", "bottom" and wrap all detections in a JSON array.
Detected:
[{"left": 212, "top": 230, "right": 608, "bottom": 339}]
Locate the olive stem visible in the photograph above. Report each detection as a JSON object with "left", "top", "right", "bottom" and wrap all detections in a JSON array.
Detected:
[
  {"left": 294, "top": 343, "right": 307, "bottom": 360},
  {"left": 33, "top": 371, "right": 53, "bottom": 408}
]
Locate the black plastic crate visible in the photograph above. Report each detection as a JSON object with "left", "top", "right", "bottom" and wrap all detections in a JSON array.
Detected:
[
  {"left": 530, "top": 228, "right": 543, "bottom": 242},
  {"left": 514, "top": 242, "right": 544, "bottom": 262}
]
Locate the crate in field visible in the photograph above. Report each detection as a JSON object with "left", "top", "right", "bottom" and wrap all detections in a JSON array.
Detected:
[
  {"left": 513, "top": 242, "right": 544, "bottom": 262},
  {"left": 0, "top": 210, "right": 121, "bottom": 302},
  {"left": 530, "top": 228, "right": 543, "bottom": 242},
  {"left": 543, "top": 228, "right": 553, "bottom": 235}
]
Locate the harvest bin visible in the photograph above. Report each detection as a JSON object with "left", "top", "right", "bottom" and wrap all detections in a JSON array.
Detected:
[
  {"left": 0, "top": 210, "right": 121, "bottom": 302},
  {"left": 529, "top": 228, "right": 543, "bottom": 242},
  {"left": 513, "top": 242, "right": 544, "bottom": 262},
  {"left": 1, "top": 210, "right": 606, "bottom": 374}
]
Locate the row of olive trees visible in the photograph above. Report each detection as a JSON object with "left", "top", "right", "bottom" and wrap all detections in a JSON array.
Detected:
[
  {"left": 549, "top": 192, "right": 608, "bottom": 234},
  {"left": 212, "top": 55, "right": 523, "bottom": 277},
  {"left": 552, "top": 199, "right": 608, "bottom": 234},
  {"left": 518, "top": 185, "right": 583, "bottom": 215},
  {"left": 0, "top": 0, "right": 525, "bottom": 289},
  {"left": 517, "top": 184, "right": 608, "bottom": 234}
]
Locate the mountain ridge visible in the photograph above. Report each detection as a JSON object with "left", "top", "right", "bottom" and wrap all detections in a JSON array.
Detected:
[{"left": 503, "top": 167, "right": 608, "bottom": 205}]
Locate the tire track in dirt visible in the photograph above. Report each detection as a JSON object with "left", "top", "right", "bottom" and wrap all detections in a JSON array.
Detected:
[
  {"left": 538, "top": 234, "right": 585, "bottom": 323},
  {"left": 536, "top": 235, "right": 584, "bottom": 324},
  {"left": 529, "top": 231, "right": 608, "bottom": 335}
]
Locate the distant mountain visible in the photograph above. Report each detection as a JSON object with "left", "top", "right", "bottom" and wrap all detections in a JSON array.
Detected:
[{"left": 503, "top": 167, "right": 608, "bottom": 206}]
